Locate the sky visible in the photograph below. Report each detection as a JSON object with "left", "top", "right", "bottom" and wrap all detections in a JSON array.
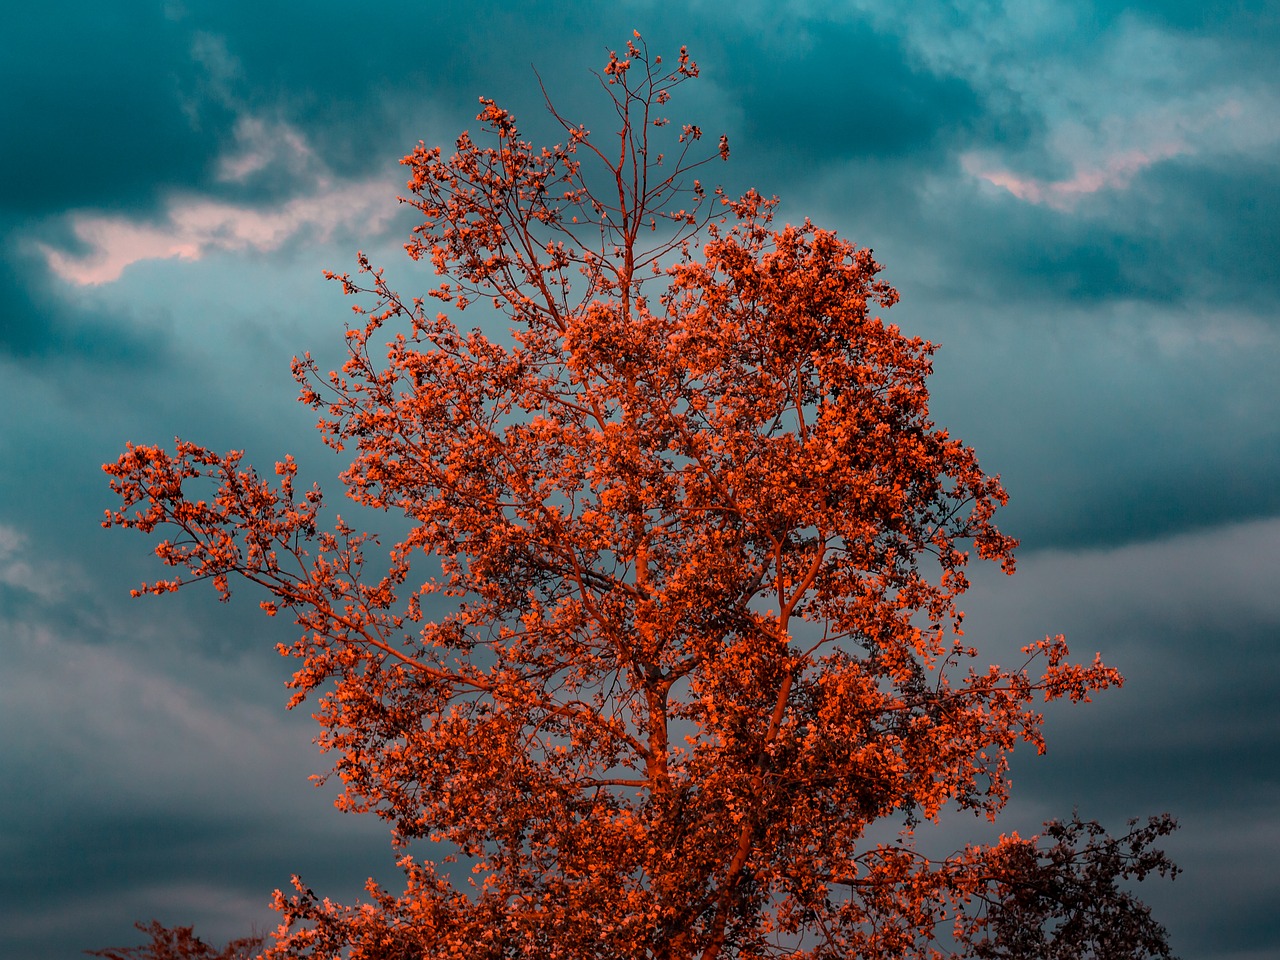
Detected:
[{"left": 1, "top": 1, "right": 1277, "bottom": 957}]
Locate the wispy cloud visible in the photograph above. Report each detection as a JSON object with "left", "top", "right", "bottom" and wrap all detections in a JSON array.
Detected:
[
  {"left": 961, "top": 86, "right": 1280, "bottom": 210},
  {"left": 39, "top": 176, "right": 398, "bottom": 286},
  {"left": 216, "top": 115, "right": 315, "bottom": 183},
  {"left": 0, "top": 524, "right": 70, "bottom": 600},
  {"left": 962, "top": 142, "right": 1188, "bottom": 211}
]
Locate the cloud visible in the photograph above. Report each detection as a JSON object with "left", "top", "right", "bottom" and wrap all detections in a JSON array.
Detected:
[
  {"left": 216, "top": 115, "right": 315, "bottom": 183},
  {"left": 0, "top": 517, "right": 323, "bottom": 823},
  {"left": 0, "top": 620, "right": 304, "bottom": 809},
  {"left": 39, "top": 168, "right": 398, "bottom": 287},
  {"left": 960, "top": 91, "right": 1278, "bottom": 210},
  {"left": 4, "top": 881, "right": 270, "bottom": 952},
  {"left": 963, "top": 142, "right": 1188, "bottom": 211},
  {"left": 190, "top": 29, "right": 242, "bottom": 93},
  {"left": 961, "top": 515, "right": 1280, "bottom": 814},
  {"left": 977, "top": 515, "right": 1280, "bottom": 643},
  {"left": 715, "top": 13, "right": 983, "bottom": 166},
  {"left": 26, "top": 21, "right": 406, "bottom": 289},
  {"left": 0, "top": 598, "right": 398, "bottom": 960},
  {"left": 813, "top": 2, "right": 1280, "bottom": 213},
  {"left": 0, "top": 523, "right": 74, "bottom": 601}
]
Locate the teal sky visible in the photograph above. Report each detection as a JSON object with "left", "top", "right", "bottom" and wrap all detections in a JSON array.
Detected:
[{"left": 2, "top": 2, "right": 1278, "bottom": 957}]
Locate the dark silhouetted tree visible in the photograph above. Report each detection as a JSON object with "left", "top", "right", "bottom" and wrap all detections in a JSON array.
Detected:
[{"left": 87, "top": 921, "right": 263, "bottom": 960}]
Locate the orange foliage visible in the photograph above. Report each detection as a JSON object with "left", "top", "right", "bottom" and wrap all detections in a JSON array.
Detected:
[{"left": 104, "top": 36, "right": 1176, "bottom": 960}]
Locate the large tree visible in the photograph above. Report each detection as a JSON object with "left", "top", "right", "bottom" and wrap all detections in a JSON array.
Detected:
[{"left": 104, "top": 36, "right": 1177, "bottom": 960}]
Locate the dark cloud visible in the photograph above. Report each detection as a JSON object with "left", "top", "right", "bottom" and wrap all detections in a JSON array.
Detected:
[
  {"left": 719, "top": 18, "right": 986, "bottom": 165},
  {"left": 971, "top": 162, "right": 1279, "bottom": 314},
  {"left": 0, "top": 9, "right": 230, "bottom": 218},
  {"left": 2, "top": 808, "right": 393, "bottom": 960},
  {"left": 0, "top": 576, "right": 418, "bottom": 960},
  {"left": 857, "top": 149, "right": 1280, "bottom": 318},
  {"left": 0, "top": 2, "right": 653, "bottom": 358},
  {"left": 0, "top": 239, "right": 163, "bottom": 359},
  {"left": 158, "top": 1, "right": 649, "bottom": 178},
  {"left": 914, "top": 312, "right": 1280, "bottom": 551},
  {"left": 1127, "top": 155, "right": 1280, "bottom": 310}
]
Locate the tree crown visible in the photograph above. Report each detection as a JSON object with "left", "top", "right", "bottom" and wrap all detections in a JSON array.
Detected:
[{"left": 103, "top": 36, "right": 1175, "bottom": 960}]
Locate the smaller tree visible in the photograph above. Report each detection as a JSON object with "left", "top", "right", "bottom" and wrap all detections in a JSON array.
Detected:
[
  {"left": 103, "top": 35, "right": 1178, "bottom": 960},
  {"left": 87, "top": 921, "right": 263, "bottom": 960},
  {"left": 958, "top": 814, "right": 1180, "bottom": 959}
]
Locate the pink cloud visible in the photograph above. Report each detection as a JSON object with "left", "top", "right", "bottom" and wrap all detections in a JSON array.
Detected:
[
  {"left": 965, "top": 142, "right": 1187, "bottom": 211},
  {"left": 40, "top": 178, "right": 398, "bottom": 286}
]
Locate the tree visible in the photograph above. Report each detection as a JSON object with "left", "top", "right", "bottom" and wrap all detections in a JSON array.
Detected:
[
  {"left": 103, "top": 35, "right": 1177, "bottom": 960},
  {"left": 87, "top": 921, "right": 263, "bottom": 960}
]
